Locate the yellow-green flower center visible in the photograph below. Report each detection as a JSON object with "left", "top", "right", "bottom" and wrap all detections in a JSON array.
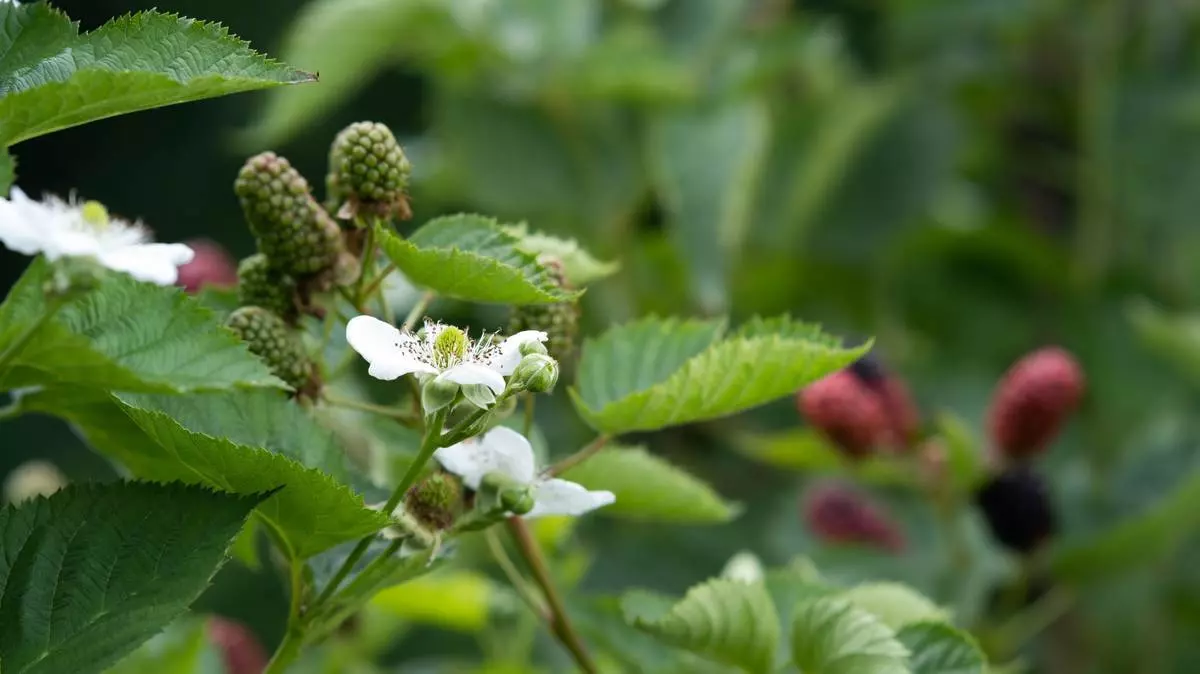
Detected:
[
  {"left": 432, "top": 326, "right": 468, "bottom": 368},
  {"left": 81, "top": 201, "right": 110, "bottom": 229}
]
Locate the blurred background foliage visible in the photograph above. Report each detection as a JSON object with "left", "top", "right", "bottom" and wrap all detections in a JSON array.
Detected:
[{"left": 7, "top": 0, "right": 1200, "bottom": 671}]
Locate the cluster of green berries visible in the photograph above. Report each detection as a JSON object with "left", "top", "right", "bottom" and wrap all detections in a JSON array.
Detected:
[
  {"left": 225, "top": 307, "right": 313, "bottom": 393},
  {"left": 326, "top": 121, "right": 412, "bottom": 220},
  {"left": 508, "top": 258, "right": 580, "bottom": 367},
  {"left": 225, "top": 121, "right": 413, "bottom": 396}
]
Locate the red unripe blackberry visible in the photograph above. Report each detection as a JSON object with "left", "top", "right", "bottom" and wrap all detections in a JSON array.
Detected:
[
  {"left": 208, "top": 617, "right": 268, "bottom": 674},
  {"left": 847, "top": 353, "right": 921, "bottom": 449},
  {"left": 175, "top": 239, "right": 237, "bottom": 293},
  {"left": 974, "top": 466, "right": 1057, "bottom": 555},
  {"left": 801, "top": 481, "right": 906, "bottom": 553},
  {"left": 987, "top": 347, "right": 1084, "bottom": 460},
  {"left": 797, "top": 371, "right": 891, "bottom": 458}
]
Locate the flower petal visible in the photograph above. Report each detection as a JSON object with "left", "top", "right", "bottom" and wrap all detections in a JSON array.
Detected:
[
  {"left": 440, "top": 362, "right": 506, "bottom": 395},
  {"left": 433, "top": 438, "right": 495, "bottom": 489},
  {"left": 96, "top": 243, "right": 195, "bottom": 285},
  {"left": 0, "top": 187, "right": 52, "bottom": 256},
  {"left": 490, "top": 330, "right": 549, "bottom": 375},
  {"left": 526, "top": 478, "right": 615, "bottom": 519},
  {"left": 346, "top": 315, "right": 435, "bottom": 381},
  {"left": 477, "top": 426, "right": 538, "bottom": 484}
]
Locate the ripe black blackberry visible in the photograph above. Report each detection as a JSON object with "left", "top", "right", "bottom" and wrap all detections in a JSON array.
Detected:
[{"left": 975, "top": 466, "right": 1057, "bottom": 554}]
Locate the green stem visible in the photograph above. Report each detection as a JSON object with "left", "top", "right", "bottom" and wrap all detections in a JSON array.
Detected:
[
  {"left": 485, "top": 528, "right": 548, "bottom": 618},
  {"left": 994, "top": 586, "right": 1076, "bottom": 657},
  {"left": 506, "top": 517, "right": 598, "bottom": 674},
  {"left": 402, "top": 291, "right": 436, "bottom": 331},
  {"left": 264, "top": 561, "right": 307, "bottom": 674},
  {"left": 353, "top": 224, "right": 377, "bottom": 310},
  {"left": 313, "top": 408, "right": 448, "bottom": 607},
  {"left": 263, "top": 630, "right": 304, "bottom": 674},
  {"left": 322, "top": 393, "right": 420, "bottom": 427},
  {"left": 0, "top": 295, "right": 66, "bottom": 374},
  {"left": 545, "top": 435, "right": 611, "bottom": 477},
  {"left": 361, "top": 263, "right": 396, "bottom": 300},
  {"left": 523, "top": 394, "right": 535, "bottom": 437}
]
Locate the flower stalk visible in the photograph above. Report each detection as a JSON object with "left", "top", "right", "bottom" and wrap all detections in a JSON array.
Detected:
[{"left": 507, "top": 516, "right": 598, "bottom": 674}]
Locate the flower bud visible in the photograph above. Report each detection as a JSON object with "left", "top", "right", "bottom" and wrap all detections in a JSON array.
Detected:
[
  {"left": 44, "top": 256, "right": 104, "bottom": 298},
  {"left": 422, "top": 375, "right": 460, "bottom": 414},
  {"left": 4, "top": 460, "right": 67, "bottom": 504},
  {"left": 508, "top": 259, "right": 579, "bottom": 366},
  {"left": 797, "top": 371, "right": 891, "bottom": 458},
  {"left": 208, "top": 617, "right": 268, "bottom": 674},
  {"left": 176, "top": 239, "right": 237, "bottom": 293},
  {"left": 225, "top": 306, "right": 314, "bottom": 394},
  {"left": 404, "top": 471, "right": 463, "bottom": 530},
  {"left": 986, "top": 347, "right": 1084, "bottom": 461},
  {"left": 974, "top": 466, "right": 1057, "bottom": 555},
  {"left": 234, "top": 152, "right": 343, "bottom": 277},
  {"left": 510, "top": 353, "right": 559, "bottom": 393},
  {"left": 519, "top": 340, "right": 549, "bottom": 357},
  {"left": 236, "top": 254, "right": 297, "bottom": 322},
  {"left": 801, "top": 481, "right": 905, "bottom": 553},
  {"left": 480, "top": 472, "right": 535, "bottom": 516},
  {"left": 326, "top": 121, "right": 412, "bottom": 220},
  {"left": 721, "top": 551, "right": 764, "bottom": 584}
]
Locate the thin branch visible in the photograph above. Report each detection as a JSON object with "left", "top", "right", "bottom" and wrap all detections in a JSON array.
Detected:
[
  {"left": 506, "top": 517, "right": 598, "bottom": 674},
  {"left": 544, "top": 435, "right": 611, "bottom": 477}
]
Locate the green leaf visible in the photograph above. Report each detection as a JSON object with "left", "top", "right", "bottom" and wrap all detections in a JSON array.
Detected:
[
  {"left": 0, "top": 260, "right": 284, "bottom": 393},
  {"left": 244, "top": 0, "right": 430, "bottom": 146},
  {"left": 839, "top": 583, "right": 949, "bottom": 631},
  {"left": 571, "top": 316, "right": 866, "bottom": 434},
  {"left": 1127, "top": 299, "right": 1200, "bottom": 387},
  {"left": 20, "top": 388, "right": 387, "bottom": 559},
  {"left": 105, "top": 616, "right": 221, "bottom": 674},
  {"left": 0, "top": 148, "right": 14, "bottom": 195},
  {"left": 307, "top": 542, "right": 441, "bottom": 637},
  {"left": 622, "top": 578, "right": 780, "bottom": 673},
  {"left": 501, "top": 223, "right": 620, "bottom": 287},
  {"left": 370, "top": 570, "right": 497, "bottom": 632},
  {"left": 791, "top": 596, "right": 911, "bottom": 674},
  {"left": 0, "top": 6, "right": 312, "bottom": 146},
  {"left": 733, "top": 428, "right": 916, "bottom": 487},
  {"left": 559, "top": 445, "right": 739, "bottom": 524},
  {"left": 1050, "top": 469, "right": 1200, "bottom": 584},
  {"left": 896, "top": 622, "right": 986, "bottom": 674},
  {"left": 0, "top": 481, "right": 266, "bottom": 674},
  {"left": 650, "top": 98, "right": 770, "bottom": 312},
  {"left": 376, "top": 216, "right": 578, "bottom": 305}
]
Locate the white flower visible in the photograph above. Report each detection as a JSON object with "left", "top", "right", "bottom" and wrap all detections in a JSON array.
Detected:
[
  {"left": 435, "top": 426, "right": 615, "bottom": 519},
  {"left": 0, "top": 187, "right": 194, "bottom": 285},
  {"left": 345, "top": 315, "right": 547, "bottom": 395}
]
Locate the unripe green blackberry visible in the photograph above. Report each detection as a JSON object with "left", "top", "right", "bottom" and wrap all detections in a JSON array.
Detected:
[
  {"left": 404, "top": 471, "right": 462, "bottom": 530},
  {"left": 508, "top": 259, "right": 579, "bottom": 365},
  {"left": 236, "top": 254, "right": 297, "bottom": 321},
  {"left": 327, "top": 121, "right": 412, "bottom": 219},
  {"left": 225, "top": 306, "right": 313, "bottom": 392},
  {"left": 234, "top": 152, "right": 343, "bottom": 276}
]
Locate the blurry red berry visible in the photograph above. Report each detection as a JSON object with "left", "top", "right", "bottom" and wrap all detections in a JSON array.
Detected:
[
  {"left": 986, "top": 347, "right": 1084, "bottom": 460},
  {"left": 875, "top": 376, "right": 921, "bottom": 449},
  {"left": 176, "top": 239, "right": 237, "bottom": 293},
  {"left": 797, "top": 371, "right": 891, "bottom": 458},
  {"left": 208, "top": 617, "right": 268, "bottom": 674},
  {"left": 801, "top": 481, "right": 906, "bottom": 553}
]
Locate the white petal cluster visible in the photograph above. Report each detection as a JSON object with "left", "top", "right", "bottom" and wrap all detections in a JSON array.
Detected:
[
  {"left": 0, "top": 187, "right": 194, "bottom": 285},
  {"left": 436, "top": 426, "right": 615, "bottom": 519},
  {"left": 345, "top": 315, "right": 547, "bottom": 395}
]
